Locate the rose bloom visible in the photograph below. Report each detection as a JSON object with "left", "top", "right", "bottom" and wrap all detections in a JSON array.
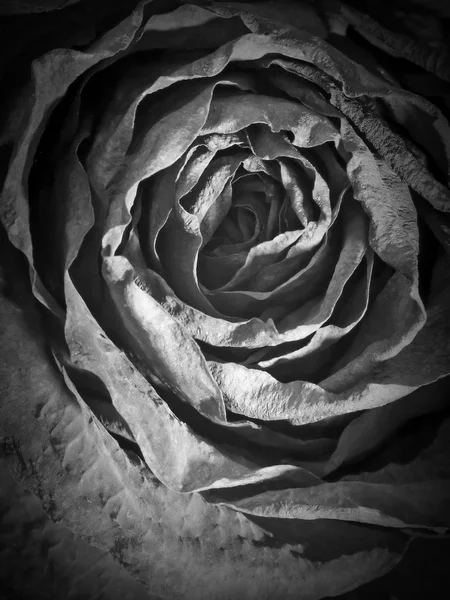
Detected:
[{"left": 1, "top": 0, "right": 450, "bottom": 598}]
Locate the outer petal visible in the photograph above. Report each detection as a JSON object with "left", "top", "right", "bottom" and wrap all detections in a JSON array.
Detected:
[{"left": 0, "top": 239, "right": 410, "bottom": 599}]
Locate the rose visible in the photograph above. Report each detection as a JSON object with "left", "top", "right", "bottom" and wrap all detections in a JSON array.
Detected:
[{"left": 1, "top": 0, "right": 450, "bottom": 598}]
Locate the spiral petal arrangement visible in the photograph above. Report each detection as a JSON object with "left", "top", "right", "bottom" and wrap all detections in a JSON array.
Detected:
[{"left": 1, "top": 1, "right": 450, "bottom": 598}]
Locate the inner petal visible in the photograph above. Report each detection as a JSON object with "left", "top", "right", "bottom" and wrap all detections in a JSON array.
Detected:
[
  {"left": 259, "top": 251, "right": 374, "bottom": 382},
  {"left": 198, "top": 173, "right": 271, "bottom": 290},
  {"left": 155, "top": 151, "right": 249, "bottom": 319},
  {"left": 202, "top": 90, "right": 340, "bottom": 147},
  {"left": 203, "top": 204, "right": 343, "bottom": 319}
]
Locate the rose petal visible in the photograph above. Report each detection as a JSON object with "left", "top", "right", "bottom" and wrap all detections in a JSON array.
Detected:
[
  {"left": 340, "top": 3, "right": 450, "bottom": 82},
  {"left": 157, "top": 151, "right": 248, "bottom": 314},
  {"left": 258, "top": 252, "right": 373, "bottom": 380},
  {"left": 0, "top": 3, "right": 144, "bottom": 315},
  {"left": 3, "top": 247, "right": 408, "bottom": 598},
  {"left": 202, "top": 91, "right": 340, "bottom": 146},
  {"left": 325, "top": 376, "right": 450, "bottom": 475}
]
